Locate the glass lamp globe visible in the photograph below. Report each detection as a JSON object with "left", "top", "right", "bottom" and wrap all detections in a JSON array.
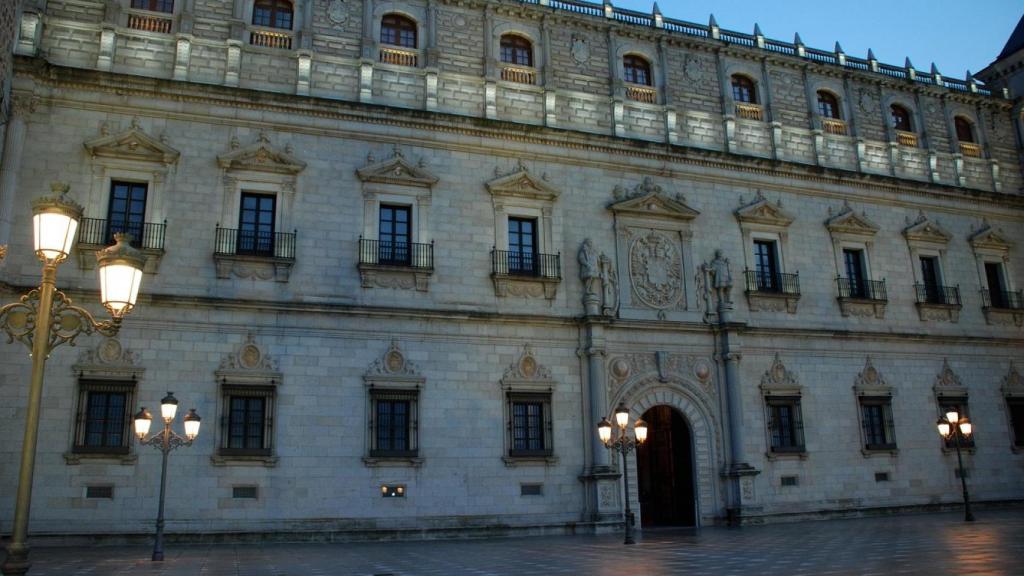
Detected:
[
  {"left": 597, "top": 417, "right": 612, "bottom": 445},
  {"left": 134, "top": 407, "right": 153, "bottom": 439},
  {"left": 614, "top": 404, "right": 630, "bottom": 429},
  {"left": 160, "top": 392, "right": 179, "bottom": 422},
  {"left": 937, "top": 419, "right": 951, "bottom": 438},
  {"left": 945, "top": 409, "right": 960, "bottom": 425},
  {"left": 183, "top": 408, "right": 202, "bottom": 440},
  {"left": 95, "top": 234, "right": 146, "bottom": 319},
  {"left": 634, "top": 418, "right": 649, "bottom": 444},
  {"left": 31, "top": 183, "right": 83, "bottom": 263},
  {"left": 959, "top": 419, "right": 972, "bottom": 436}
]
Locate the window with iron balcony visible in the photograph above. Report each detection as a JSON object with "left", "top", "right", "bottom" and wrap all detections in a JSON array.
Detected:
[
  {"left": 380, "top": 14, "right": 418, "bottom": 67},
  {"left": 817, "top": 91, "right": 847, "bottom": 135},
  {"left": 731, "top": 75, "right": 763, "bottom": 120},
  {"left": 500, "top": 34, "right": 536, "bottom": 85},
  {"left": 127, "top": 0, "right": 175, "bottom": 34},
  {"left": 249, "top": 0, "right": 294, "bottom": 50}
]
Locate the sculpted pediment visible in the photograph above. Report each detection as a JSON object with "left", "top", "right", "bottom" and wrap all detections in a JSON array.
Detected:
[
  {"left": 968, "top": 223, "right": 1012, "bottom": 252},
  {"left": 486, "top": 164, "right": 559, "bottom": 202},
  {"left": 903, "top": 211, "right": 951, "bottom": 245},
  {"left": 826, "top": 203, "right": 879, "bottom": 236},
  {"left": 84, "top": 123, "right": 180, "bottom": 165},
  {"left": 217, "top": 134, "right": 306, "bottom": 175},
  {"left": 608, "top": 180, "right": 700, "bottom": 222},
  {"left": 734, "top": 191, "right": 794, "bottom": 227},
  {"left": 357, "top": 154, "right": 438, "bottom": 188}
]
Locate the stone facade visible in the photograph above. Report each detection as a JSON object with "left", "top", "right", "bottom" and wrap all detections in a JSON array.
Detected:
[{"left": 0, "top": 0, "right": 1022, "bottom": 540}]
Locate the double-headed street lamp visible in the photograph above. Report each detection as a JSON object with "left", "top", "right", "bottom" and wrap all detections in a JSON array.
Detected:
[
  {"left": 1, "top": 185, "right": 145, "bottom": 576},
  {"left": 598, "top": 404, "right": 648, "bottom": 545},
  {"left": 133, "top": 393, "right": 201, "bottom": 562},
  {"left": 936, "top": 409, "right": 975, "bottom": 522}
]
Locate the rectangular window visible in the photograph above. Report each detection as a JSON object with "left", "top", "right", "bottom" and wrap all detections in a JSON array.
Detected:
[
  {"left": 938, "top": 397, "right": 974, "bottom": 449},
  {"left": 73, "top": 381, "right": 134, "bottom": 455},
  {"left": 219, "top": 386, "right": 274, "bottom": 457},
  {"left": 507, "top": 217, "right": 537, "bottom": 275},
  {"left": 238, "top": 192, "right": 276, "bottom": 256},
  {"left": 507, "top": 392, "right": 553, "bottom": 458},
  {"left": 1006, "top": 399, "right": 1024, "bottom": 448},
  {"left": 920, "top": 256, "right": 941, "bottom": 303},
  {"left": 766, "top": 396, "right": 805, "bottom": 453},
  {"left": 985, "top": 262, "right": 1008, "bottom": 308},
  {"left": 753, "top": 240, "right": 779, "bottom": 292},
  {"left": 107, "top": 181, "right": 148, "bottom": 246},
  {"left": 378, "top": 204, "right": 411, "bottom": 265},
  {"left": 369, "top": 389, "right": 418, "bottom": 458},
  {"left": 860, "top": 397, "right": 896, "bottom": 451},
  {"left": 843, "top": 249, "right": 867, "bottom": 298}
]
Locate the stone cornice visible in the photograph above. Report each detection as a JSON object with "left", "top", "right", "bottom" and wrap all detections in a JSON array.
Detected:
[{"left": 12, "top": 57, "right": 1024, "bottom": 217}]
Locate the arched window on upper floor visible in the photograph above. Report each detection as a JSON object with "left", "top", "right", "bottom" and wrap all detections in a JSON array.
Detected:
[
  {"left": 252, "top": 0, "right": 293, "bottom": 30},
  {"left": 890, "top": 104, "right": 917, "bottom": 146},
  {"left": 954, "top": 116, "right": 981, "bottom": 157},
  {"left": 379, "top": 13, "right": 418, "bottom": 66},
  {"left": 623, "top": 55, "right": 655, "bottom": 103},
  {"left": 816, "top": 90, "right": 847, "bottom": 135},
  {"left": 131, "top": 0, "right": 174, "bottom": 13},
  {"left": 499, "top": 34, "right": 535, "bottom": 84},
  {"left": 381, "top": 14, "right": 418, "bottom": 49},
  {"left": 731, "top": 75, "right": 762, "bottom": 120}
]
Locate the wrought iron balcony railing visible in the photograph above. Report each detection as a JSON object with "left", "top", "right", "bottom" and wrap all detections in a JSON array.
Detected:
[
  {"left": 626, "top": 85, "right": 657, "bottom": 104},
  {"left": 914, "top": 283, "right": 961, "bottom": 306},
  {"left": 359, "top": 238, "right": 433, "bottom": 270},
  {"left": 981, "top": 289, "right": 1023, "bottom": 310},
  {"left": 380, "top": 46, "right": 417, "bottom": 67},
  {"left": 822, "top": 118, "right": 848, "bottom": 135},
  {"left": 744, "top": 270, "right": 800, "bottom": 295},
  {"left": 895, "top": 130, "right": 919, "bottom": 147},
  {"left": 837, "top": 277, "right": 887, "bottom": 301},
  {"left": 959, "top": 142, "right": 982, "bottom": 158},
  {"left": 78, "top": 218, "right": 166, "bottom": 250},
  {"left": 127, "top": 11, "right": 173, "bottom": 34},
  {"left": 249, "top": 29, "right": 292, "bottom": 50},
  {"left": 214, "top": 226, "right": 296, "bottom": 259},
  {"left": 500, "top": 65, "right": 537, "bottom": 85},
  {"left": 734, "top": 102, "right": 764, "bottom": 120},
  {"left": 491, "top": 249, "right": 561, "bottom": 279}
]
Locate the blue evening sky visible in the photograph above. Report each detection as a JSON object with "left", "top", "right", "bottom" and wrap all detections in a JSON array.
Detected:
[{"left": 611, "top": 0, "right": 1022, "bottom": 78}]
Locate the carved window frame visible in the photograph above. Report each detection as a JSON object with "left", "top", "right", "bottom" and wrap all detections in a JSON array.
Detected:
[
  {"left": 759, "top": 354, "right": 807, "bottom": 459},
  {"left": 64, "top": 338, "right": 144, "bottom": 466},
  {"left": 852, "top": 358, "right": 897, "bottom": 456},
  {"left": 80, "top": 121, "right": 180, "bottom": 273},
  {"left": 903, "top": 212, "right": 959, "bottom": 322},
  {"left": 211, "top": 336, "right": 281, "bottom": 467},
  {"left": 734, "top": 192, "right": 798, "bottom": 314},
  {"left": 500, "top": 345, "right": 557, "bottom": 467},
  {"left": 493, "top": 21, "right": 543, "bottom": 85},
  {"left": 824, "top": 202, "right": 885, "bottom": 317},
  {"left": 968, "top": 224, "right": 1021, "bottom": 326},
  {"left": 1000, "top": 364, "right": 1024, "bottom": 453},
  {"left": 363, "top": 341, "right": 425, "bottom": 468}
]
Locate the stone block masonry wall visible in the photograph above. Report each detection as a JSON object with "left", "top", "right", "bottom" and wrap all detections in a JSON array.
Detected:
[
  {"left": 665, "top": 49, "right": 720, "bottom": 114},
  {"left": 734, "top": 120, "right": 772, "bottom": 157},
  {"left": 41, "top": 24, "right": 101, "bottom": 69},
  {"left": 548, "top": 25, "right": 609, "bottom": 94},
  {"left": 311, "top": 0, "right": 362, "bottom": 59},
  {"left": 623, "top": 105, "right": 663, "bottom": 141},
  {"left": 497, "top": 85, "right": 543, "bottom": 124},
  {"left": 922, "top": 104, "right": 951, "bottom": 152},
  {"left": 46, "top": 0, "right": 104, "bottom": 23},
  {"left": 311, "top": 59, "right": 360, "bottom": 101},
  {"left": 779, "top": 127, "right": 815, "bottom": 165},
  {"left": 437, "top": 76, "right": 484, "bottom": 116},
  {"left": 822, "top": 137, "right": 857, "bottom": 171},
  {"left": 861, "top": 142, "right": 891, "bottom": 174},
  {"left": 680, "top": 111, "right": 723, "bottom": 150},
  {"left": 189, "top": 42, "right": 229, "bottom": 84},
  {"left": 195, "top": 0, "right": 233, "bottom": 22},
  {"left": 240, "top": 50, "right": 298, "bottom": 94},
  {"left": 436, "top": 8, "right": 484, "bottom": 77},
  {"left": 192, "top": 17, "right": 231, "bottom": 42},
  {"left": 768, "top": 67, "right": 809, "bottom": 127},
  {"left": 558, "top": 94, "right": 611, "bottom": 133},
  {"left": 896, "top": 147, "right": 930, "bottom": 182},
  {"left": 312, "top": 34, "right": 361, "bottom": 60},
  {"left": 372, "top": 67, "right": 426, "bottom": 107},
  {"left": 114, "top": 34, "right": 176, "bottom": 78},
  {"left": 848, "top": 82, "right": 886, "bottom": 142}
]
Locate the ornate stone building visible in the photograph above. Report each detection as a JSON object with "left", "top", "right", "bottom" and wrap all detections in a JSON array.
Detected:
[{"left": 0, "top": 1, "right": 1022, "bottom": 540}]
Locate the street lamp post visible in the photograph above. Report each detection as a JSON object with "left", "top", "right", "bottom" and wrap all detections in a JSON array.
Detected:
[
  {"left": 936, "top": 408, "right": 975, "bottom": 522},
  {"left": 597, "top": 403, "right": 648, "bottom": 545},
  {"left": 0, "top": 184, "right": 145, "bottom": 576},
  {"left": 133, "top": 393, "right": 201, "bottom": 562}
]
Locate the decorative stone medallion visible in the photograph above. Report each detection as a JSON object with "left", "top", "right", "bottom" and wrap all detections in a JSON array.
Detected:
[
  {"left": 571, "top": 34, "right": 590, "bottom": 65},
  {"left": 327, "top": 0, "right": 348, "bottom": 25},
  {"left": 629, "top": 230, "right": 682, "bottom": 310},
  {"left": 98, "top": 337, "right": 123, "bottom": 364}
]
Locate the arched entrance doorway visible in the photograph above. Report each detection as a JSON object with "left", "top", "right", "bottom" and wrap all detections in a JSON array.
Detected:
[{"left": 636, "top": 405, "right": 696, "bottom": 527}]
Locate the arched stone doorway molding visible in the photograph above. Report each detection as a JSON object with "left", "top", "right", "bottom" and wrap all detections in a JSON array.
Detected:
[{"left": 607, "top": 355, "right": 724, "bottom": 527}]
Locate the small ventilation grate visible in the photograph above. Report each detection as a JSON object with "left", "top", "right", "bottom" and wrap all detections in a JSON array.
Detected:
[
  {"left": 874, "top": 472, "right": 890, "bottom": 482},
  {"left": 520, "top": 483, "right": 543, "bottom": 496},
  {"left": 780, "top": 475, "right": 798, "bottom": 487},
  {"left": 85, "top": 485, "right": 114, "bottom": 499},
  {"left": 232, "top": 486, "right": 259, "bottom": 499}
]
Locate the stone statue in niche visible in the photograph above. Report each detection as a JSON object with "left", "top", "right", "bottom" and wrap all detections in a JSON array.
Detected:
[
  {"left": 699, "top": 249, "right": 734, "bottom": 320},
  {"left": 579, "top": 238, "right": 618, "bottom": 318}
]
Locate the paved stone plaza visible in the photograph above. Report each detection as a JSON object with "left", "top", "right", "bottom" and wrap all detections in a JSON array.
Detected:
[{"left": 17, "top": 509, "right": 1023, "bottom": 576}]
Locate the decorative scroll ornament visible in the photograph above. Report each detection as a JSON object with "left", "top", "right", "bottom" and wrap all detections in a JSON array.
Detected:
[
  {"left": 366, "top": 339, "right": 421, "bottom": 377},
  {"left": 216, "top": 334, "right": 281, "bottom": 386},
  {"left": 0, "top": 289, "right": 119, "bottom": 354},
  {"left": 759, "top": 353, "right": 800, "bottom": 392},
  {"left": 629, "top": 230, "right": 682, "bottom": 310},
  {"left": 78, "top": 337, "right": 138, "bottom": 367},
  {"left": 501, "top": 344, "right": 554, "bottom": 386}
]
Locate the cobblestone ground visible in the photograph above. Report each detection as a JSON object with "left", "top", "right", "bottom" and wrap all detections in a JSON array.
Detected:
[{"left": 19, "top": 509, "right": 1023, "bottom": 576}]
